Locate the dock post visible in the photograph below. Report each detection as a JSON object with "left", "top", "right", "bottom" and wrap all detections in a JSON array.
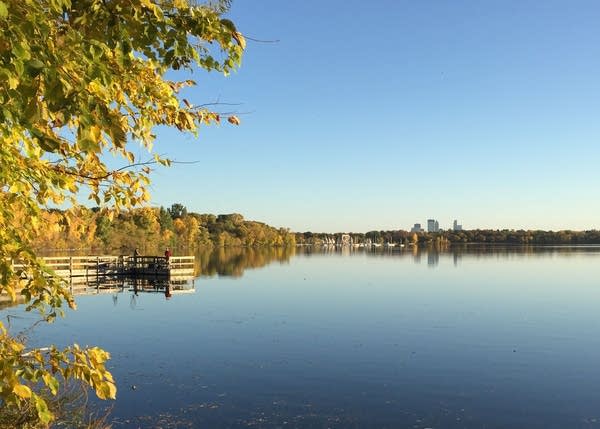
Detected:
[
  {"left": 96, "top": 257, "right": 99, "bottom": 284},
  {"left": 69, "top": 257, "right": 72, "bottom": 278}
]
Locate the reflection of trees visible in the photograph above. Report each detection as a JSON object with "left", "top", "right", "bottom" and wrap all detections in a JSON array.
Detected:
[
  {"left": 448, "top": 243, "right": 599, "bottom": 258},
  {"left": 292, "top": 243, "right": 600, "bottom": 270},
  {"left": 194, "top": 246, "right": 296, "bottom": 278}
]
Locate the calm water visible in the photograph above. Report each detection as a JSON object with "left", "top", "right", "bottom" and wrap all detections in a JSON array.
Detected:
[{"left": 5, "top": 246, "right": 600, "bottom": 428}]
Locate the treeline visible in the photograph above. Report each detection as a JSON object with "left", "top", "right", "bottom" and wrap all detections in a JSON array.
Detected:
[
  {"left": 295, "top": 229, "right": 600, "bottom": 245},
  {"left": 439, "top": 229, "right": 600, "bottom": 244},
  {"left": 32, "top": 203, "right": 296, "bottom": 252},
  {"left": 32, "top": 205, "right": 600, "bottom": 251}
]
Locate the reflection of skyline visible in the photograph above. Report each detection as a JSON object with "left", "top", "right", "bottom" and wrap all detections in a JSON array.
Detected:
[
  {"left": 9, "top": 247, "right": 600, "bottom": 428},
  {"left": 3, "top": 245, "right": 599, "bottom": 310},
  {"left": 297, "top": 244, "right": 600, "bottom": 270},
  {"left": 192, "top": 244, "right": 600, "bottom": 278},
  {"left": 454, "top": 251, "right": 460, "bottom": 267},
  {"left": 427, "top": 251, "right": 439, "bottom": 267}
]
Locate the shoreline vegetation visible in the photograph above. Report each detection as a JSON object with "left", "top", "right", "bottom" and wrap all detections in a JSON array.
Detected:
[
  {"left": 297, "top": 228, "right": 600, "bottom": 246},
  {"left": 31, "top": 203, "right": 600, "bottom": 253}
]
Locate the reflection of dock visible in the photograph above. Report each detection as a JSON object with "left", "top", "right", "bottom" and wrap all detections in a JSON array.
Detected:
[
  {"left": 0, "top": 275, "right": 196, "bottom": 309},
  {"left": 70, "top": 277, "right": 195, "bottom": 297},
  {"left": 12, "top": 255, "right": 195, "bottom": 283}
]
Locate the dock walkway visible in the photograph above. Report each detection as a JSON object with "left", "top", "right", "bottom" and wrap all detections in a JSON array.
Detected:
[{"left": 12, "top": 255, "right": 195, "bottom": 284}]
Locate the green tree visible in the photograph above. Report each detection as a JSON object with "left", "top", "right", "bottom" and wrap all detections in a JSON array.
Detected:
[
  {"left": 168, "top": 203, "right": 188, "bottom": 220},
  {"left": 95, "top": 213, "right": 112, "bottom": 246},
  {"left": 0, "top": 0, "right": 244, "bottom": 424},
  {"left": 158, "top": 206, "right": 174, "bottom": 231}
]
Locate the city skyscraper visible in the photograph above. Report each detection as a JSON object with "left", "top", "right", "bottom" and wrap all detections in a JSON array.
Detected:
[{"left": 427, "top": 219, "right": 439, "bottom": 233}]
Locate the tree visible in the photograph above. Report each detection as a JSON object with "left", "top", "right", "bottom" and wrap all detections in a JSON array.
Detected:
[
  {"left": 411, "top": 232, "right": 419, "bottom": 245},
  {"left": 0, "top": 0, "right": 244, "bottom": 424},
  {"left": 158, "top": 206, "right": 174, "bottom": 231},
  {"left": 168, "top": 203, "right": 188, "bottom": 220}
]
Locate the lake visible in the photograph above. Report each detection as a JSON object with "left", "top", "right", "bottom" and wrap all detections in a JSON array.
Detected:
[{"left": 5, "top": 245, "right": 600, "bottom": 428}]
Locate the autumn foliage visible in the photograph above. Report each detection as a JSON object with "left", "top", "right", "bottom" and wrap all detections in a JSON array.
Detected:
[
  {"left": 30, "top": 205, "right": 296, "bottom": 253},
  {"left": 0, "top": 0, "right": 244, "bottom": 424}
]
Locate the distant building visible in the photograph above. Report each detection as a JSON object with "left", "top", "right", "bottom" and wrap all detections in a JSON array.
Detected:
[
  {"left": 410, "top": 223, "right": 422, "bottom": 233},
  {"left": 427, "top": 219, "right": 439, "bottom": 233},
  {"left": 453, "top": 219, "right": 463, "bottom": 231}
]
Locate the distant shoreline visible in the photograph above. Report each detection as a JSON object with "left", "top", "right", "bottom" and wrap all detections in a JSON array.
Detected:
[{"left": 294, "top": 229, "right": 600, "bottom": 246}]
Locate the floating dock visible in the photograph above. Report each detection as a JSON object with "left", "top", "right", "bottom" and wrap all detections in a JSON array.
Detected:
[
  {"left": 0, "top": 255, "right": 196, "bottom": 307},
  {"left": 13, "top": 255, "right": 195, "bottom": 284}
]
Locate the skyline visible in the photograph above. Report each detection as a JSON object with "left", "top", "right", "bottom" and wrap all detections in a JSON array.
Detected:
[{"left": 144, "top": 1, "right": 599, "bottom": 232}]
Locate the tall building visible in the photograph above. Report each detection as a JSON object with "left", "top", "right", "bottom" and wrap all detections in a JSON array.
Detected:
[
  {"left": 453, "top": 220, "right": 463, "bottom": 231},
  {"left": 410, "top": 223, "right": 422, "bottom": 233},
  {"left": 427, "top": 219, "right": 439, "bottom": 233}
]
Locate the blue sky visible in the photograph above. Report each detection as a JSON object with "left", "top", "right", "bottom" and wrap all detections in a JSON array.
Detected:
[{"left": 147, "top": 0, "right": 600, "bottom": 232}]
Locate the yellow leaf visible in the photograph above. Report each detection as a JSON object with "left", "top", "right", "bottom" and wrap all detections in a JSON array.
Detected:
[
  {"left": 104, "top": 370, "right": 114, "bottom": 383},
  {"left": 90, "top": 125, "right": 102, "bottom": 142},
  {"left": 96, "top": 381, "right": 116, "bottom": 400},
  {"left": 42, "top": 373, "right": 59, "bottom": 395},
  {"left": 88, "top": 348, "right": 100, "bottom": 365},
  {"left": 107, "top": 381, "right": 117, "bottom": 398},
  {"left": 13, "top": 384, "right": 32, "bottom": 398},
  {"left": 10, "top": 342, "right": 25, "bottom": 353}
]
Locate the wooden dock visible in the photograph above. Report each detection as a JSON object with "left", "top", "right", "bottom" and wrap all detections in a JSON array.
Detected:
[
  {"left": 0, "top": 255, "right": 196, "bottom": 308},
  {"left": 12, "top": 255, "right": 195, "bottom": 284}
]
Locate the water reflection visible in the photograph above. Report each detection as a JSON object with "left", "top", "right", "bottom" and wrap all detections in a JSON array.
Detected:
[
  {"left": 4, "top": 245, "right": 600, "bottom": 428},
  {"left": 72, "top": 277, "right": 195, "bottom": 300},
  {"left": 194, "top": 246, "right": 295, "bottom": 277},
  {"left": 5, "top": 245, "right": 595, "bottom": 310},
  {"left": 194, "top": 244, "right": 600, "bottom": 275}
]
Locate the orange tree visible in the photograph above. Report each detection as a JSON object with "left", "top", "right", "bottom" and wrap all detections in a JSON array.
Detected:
[{"left": 0, "top": 0, "right": 243, "bottom": 424}]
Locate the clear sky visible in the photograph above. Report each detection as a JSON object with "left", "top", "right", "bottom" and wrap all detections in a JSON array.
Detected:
[{"left": 147, "top": 0, "right": 600, "bottom": 233}]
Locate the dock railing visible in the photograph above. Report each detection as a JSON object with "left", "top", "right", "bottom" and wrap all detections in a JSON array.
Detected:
[{"left": 10, "top": 255, "right": 195, "bottom": 283}]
